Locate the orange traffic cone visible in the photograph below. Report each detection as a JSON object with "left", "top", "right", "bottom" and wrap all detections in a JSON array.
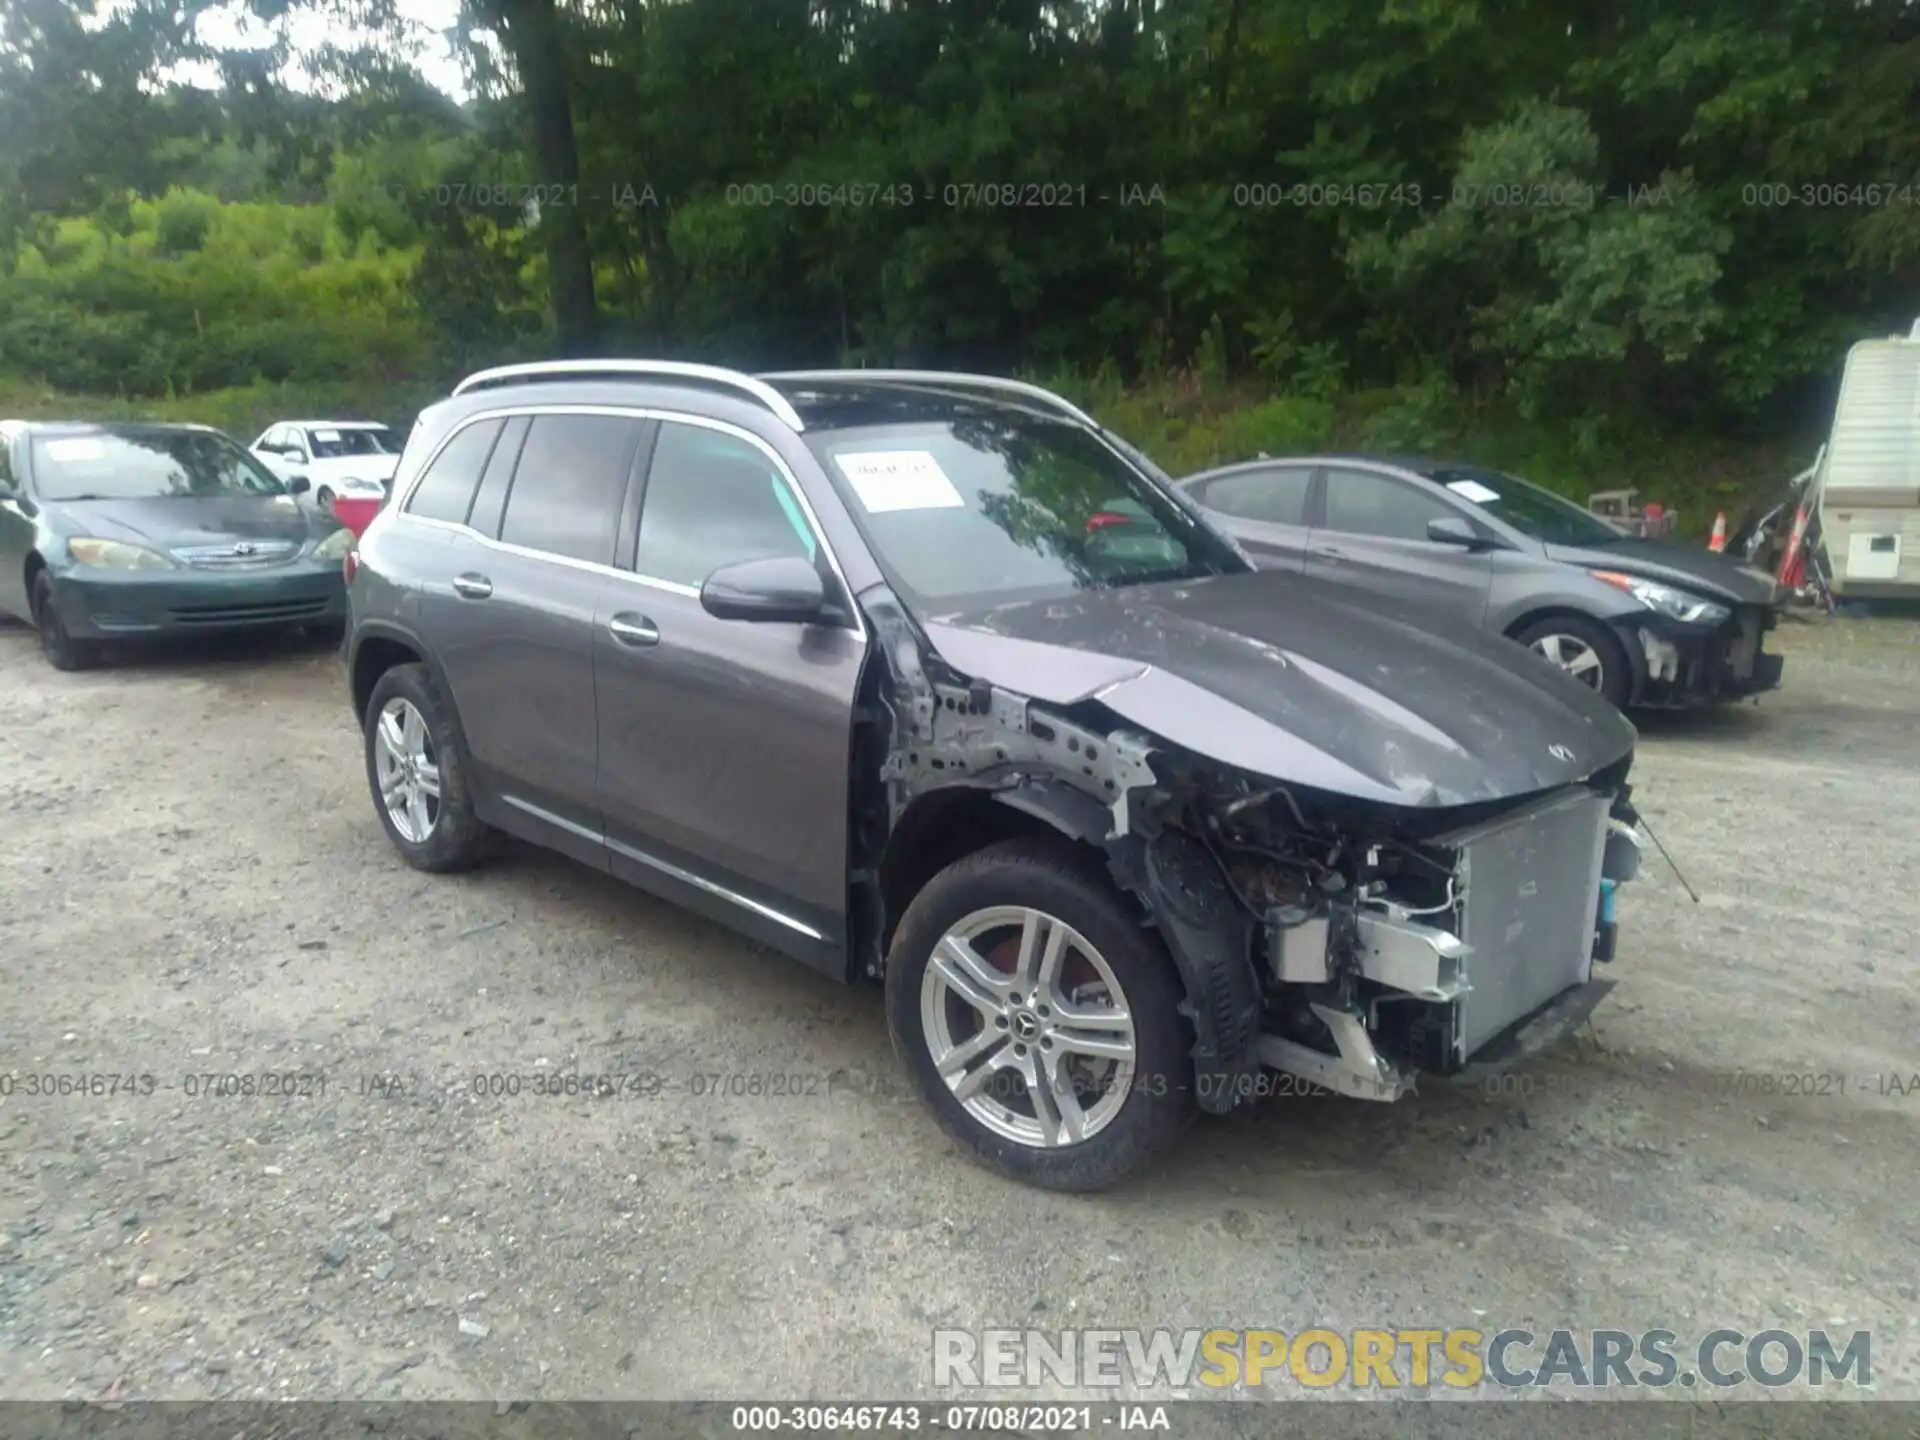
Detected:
[{"left": 1708, "top": 512, "right": 1727, "bottom": 552}]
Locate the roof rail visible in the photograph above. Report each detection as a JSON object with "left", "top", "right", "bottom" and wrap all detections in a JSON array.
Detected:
[
  {"left": 760, "top": 369, "right": 1100, "bottom": 430},
  {"left": 451, "top": 360, "right": 806, "bottom": 431}
]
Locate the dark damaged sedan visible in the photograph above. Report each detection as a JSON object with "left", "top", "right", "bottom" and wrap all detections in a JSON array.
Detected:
[
  {"left": 1179, "top": 454, "right": 1786, "bottom": 710},
  {"left": 344, "top": 364, "right": 1647, "bottom": 1190},
  {"left": 0, "top": 421, "right": 353, "bottom": 669}
]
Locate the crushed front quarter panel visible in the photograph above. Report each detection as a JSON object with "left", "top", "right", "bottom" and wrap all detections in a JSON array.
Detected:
[{"left": 867, "top": 582, "right": 1642, "bottom": 1116}]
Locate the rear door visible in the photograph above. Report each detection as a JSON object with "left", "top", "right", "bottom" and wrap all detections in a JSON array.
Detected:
[
  {"left": 1306, "top": 466, "right": 1495, "bottom": 631},
  {"left": 592, "top": 416, "right": 865, "bottom": 972},
  {"left": 434, "top": 412, "right": 647, "bottom": 858},
  {"left": 1186, "top": 465, "right": 1314, "bottom": 570}
]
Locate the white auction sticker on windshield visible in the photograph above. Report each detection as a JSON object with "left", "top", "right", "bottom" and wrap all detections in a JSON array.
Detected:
[
  {"left": 1445, "top": 478, "right": 1502, "bottom": 504},
  {"left": 835, "top": 450, "right": 965, "bottom": 513},
  {"left": 43, "top": 439, "right": 106, "bottom": 462},
  {"left": 312, "top": 428, "right": 341, "bottom": 441}
]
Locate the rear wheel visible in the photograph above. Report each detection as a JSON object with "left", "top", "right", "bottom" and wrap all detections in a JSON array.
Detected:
[
  {"left": 885, "top": 837, "right": 1195, "bottom": 1191},
  {"left": 1513, "top": 613, "right": 1631, "bottom": 709},
  {"left": 31, "top": 572, "right": 100, "bottom": 672},
  {"left": 363, "top": 663, "right": 492, "bottom": 871}
]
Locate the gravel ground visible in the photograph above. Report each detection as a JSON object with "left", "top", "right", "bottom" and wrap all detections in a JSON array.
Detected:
[{"left": 0, "top": 612, "right": 1915, "bottom": 1407}]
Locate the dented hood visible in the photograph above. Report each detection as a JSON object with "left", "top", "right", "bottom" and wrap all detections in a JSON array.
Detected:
[{"left": 921, "top": 573, "right": 1636, "bottom": 809}]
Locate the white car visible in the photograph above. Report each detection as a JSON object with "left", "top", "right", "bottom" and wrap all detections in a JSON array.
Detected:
[{"left": 249, "top": 421, "right": 402, "bottom": 514}]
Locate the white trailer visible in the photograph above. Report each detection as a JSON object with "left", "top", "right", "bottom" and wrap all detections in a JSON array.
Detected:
[{"left": 1815, "top": 316, "right": 1920, "bottom": 598}]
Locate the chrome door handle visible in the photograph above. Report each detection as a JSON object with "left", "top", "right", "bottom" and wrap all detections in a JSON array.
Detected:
[
  {"left": 1311, "top": 545, "right": 1347, "bottom": 562},
  {"left": 452, "top": 573, "right": 493, "bottom": 599},
  {"left": 608, "top": 613, "right": 660, "bottom": 647}
]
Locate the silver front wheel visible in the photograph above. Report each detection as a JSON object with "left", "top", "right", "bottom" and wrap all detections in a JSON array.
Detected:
[
  {"left": 918, "top": 905, "right": 1136, "bottom": 1149},
  {"left": 1529, "top": 631, "right": 1605, "bottom": 689},
  {"left": 374, "top": 696, "right": 442, "bottom": 843}
]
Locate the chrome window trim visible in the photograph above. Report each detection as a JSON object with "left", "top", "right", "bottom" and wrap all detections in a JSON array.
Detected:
[
  {"left": 498, "top": 795, "right": 824, "bottom": 941},
  {"left": 402, "top": 513, "right": 703, "bottom": 598},
  {"left": 451, "top": 361, "right": 807, "bottom": 432},
  {"left": 391, "top": 403, "right": 866, "bottom": 639}
]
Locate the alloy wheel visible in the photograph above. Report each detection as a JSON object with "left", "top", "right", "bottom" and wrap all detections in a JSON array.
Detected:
[
  {"left": 374, "top": 696, "right": 442, "bottom": 843},
  {"left": 918, "top": 905, "right": 1137, "bottom": 1149},
  {"left": 1530, "top": 632, "right": 1605, "bottom": 689}
]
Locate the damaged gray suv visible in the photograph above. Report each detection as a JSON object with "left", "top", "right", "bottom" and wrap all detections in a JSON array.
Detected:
[{"left": 343, "top": 362, "right": 1647, "bottom": 1191}]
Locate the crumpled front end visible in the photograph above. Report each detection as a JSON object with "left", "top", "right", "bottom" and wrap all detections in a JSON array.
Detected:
[
  {"left": 865, "top": 596, "right": 1645, "bottom": 1116},
  {"left": 1103, "top": 743, "right": 1645, "bottom": 1110}
]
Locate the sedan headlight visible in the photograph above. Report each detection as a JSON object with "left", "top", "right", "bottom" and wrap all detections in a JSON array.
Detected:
[
  {"left": 67, "top": 537, "right": 176, "bottom": 571},
  {"left": 339, "top": 475, "right": 387, "bottom": 494},
  {"left": 1591, "top": 570, "right": 1730, "bottom": 625},
  {"left": 313, "top": 527, "right": 355, "bottom": 561}
]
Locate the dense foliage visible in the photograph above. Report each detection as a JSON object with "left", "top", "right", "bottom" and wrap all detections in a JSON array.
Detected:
[{"left": 2, "top": 0, "right": 1915, "bottom": 514}]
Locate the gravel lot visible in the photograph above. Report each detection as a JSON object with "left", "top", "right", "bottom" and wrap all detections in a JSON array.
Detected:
[{"left": 1, "top": 612, "right": 1915, "bottom": 1406}]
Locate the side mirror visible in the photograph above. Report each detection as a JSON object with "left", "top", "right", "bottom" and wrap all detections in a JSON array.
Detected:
[
  {"left": 285, "top": 474, "right": 311, "bottom": 496},
  {"left": 700, "top": 554, "right": 826, "bottom": 624},
  {"left": 1428, "top": 515, "right": 1493, "bottom": 549}
]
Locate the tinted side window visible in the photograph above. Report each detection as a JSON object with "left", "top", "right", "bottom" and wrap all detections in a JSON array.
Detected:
[
  {"left": 1198, "top": 468, "right": 1312, "bottom": 526},
  {"left": 634, "top": 422, "right": 817, "bottom": 588},
  {"left": 498, "top": 415, "right": 643, "bottom": 566},
  {"left": 0, "top": 436, "right": 14, "bottom": 489},
  {"left": 1321, "top": 468, "right": 1455, "bottom": 542},
  {"left": 405, "top": 419, "right": 504, "bottom": 524},
  {"left": 465, "top": 415, "right": 531, "bottom": 538}
]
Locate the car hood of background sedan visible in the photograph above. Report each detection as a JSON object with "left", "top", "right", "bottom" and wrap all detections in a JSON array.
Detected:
[
  {"left": 56, "top": 494, "right": 328, "bottom": 551},
  {"left": 1544, "top": 536, "right": 1782, "bottom": 605},
  {"left": 921, "top": 573, "right": 1636, "bottom": 809}
]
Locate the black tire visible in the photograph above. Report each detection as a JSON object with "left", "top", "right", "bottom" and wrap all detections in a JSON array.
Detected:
[
  {"left": 362, "top": 662, "right": 493, "bottom": 872},
  {"left": 30, "top": 572, "right": 101, "bottom": 672},
  {"left": 885, "top": 837, "right": 1196, "bottom": 1191},
  {"left": 1512, "top": 613, "right": 1632, "bottom": 709}
]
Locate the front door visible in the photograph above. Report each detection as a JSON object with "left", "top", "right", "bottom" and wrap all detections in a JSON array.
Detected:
[
  {"left": 414, "top": 412, "right": 645, "bottom": 861},
  {"left": 1306, "top": 466, "right": 1495, "bottom": 632},
  {"left": 593, "top": 417, "right": 865, "bottom": 973}
]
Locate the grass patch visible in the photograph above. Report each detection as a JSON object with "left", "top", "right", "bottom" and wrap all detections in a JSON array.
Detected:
[{"left": 6, "top": 368, "right": 1806, "bottom": 543}]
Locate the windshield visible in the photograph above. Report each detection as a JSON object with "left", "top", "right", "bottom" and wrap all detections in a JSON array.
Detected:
[
  {"left": 808, "top": 417, "right": 1248, "bottom": 609},
  {"left": 1427, "top": 466, "right": 1626, "bottom": 547},
  {"left": 308, "top": 427, "right": 396, "bottom": 458},
  {"left": 32, "top": 430, "right": 288, "bottom": 502}
]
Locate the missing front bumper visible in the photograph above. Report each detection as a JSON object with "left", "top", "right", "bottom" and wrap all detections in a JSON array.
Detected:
[
  {"left": 1458, "top": 977, "right": 1618, "bottom": 1074},
  {"left": 1251, "top": 977, "right": 1620, "bottom": 1101},
  {"left": 1252, "top": 784, "right": 1632, "bottom": 1100},
  {"left": 1627, "top": 610, "right": 1784, "bottom": 708}
]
